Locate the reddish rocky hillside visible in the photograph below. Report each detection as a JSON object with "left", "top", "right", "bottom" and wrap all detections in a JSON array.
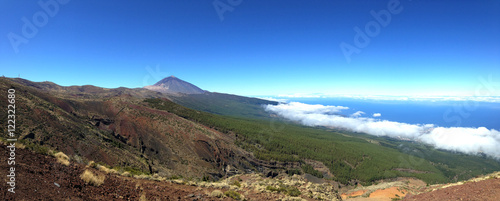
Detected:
[
  {"left": 0, "top": 143, "right": 340, "bottom": 200},
  {"left": 0, "top": 144, "right": 228, "bottom": 200},
  {"left": 0, "top": 77, "right": 256, "bottom": 180},
  {"left": 403, "top": 172, "right": 500, "bottom": 201}
]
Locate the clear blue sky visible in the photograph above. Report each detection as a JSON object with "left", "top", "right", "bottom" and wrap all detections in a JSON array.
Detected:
[{"left": 1, "top": 0, "right": 499, "bottom": 97}]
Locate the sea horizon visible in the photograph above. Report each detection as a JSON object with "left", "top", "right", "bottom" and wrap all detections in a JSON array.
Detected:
[{"left": 259, "top": 96, "right": 500, "bottom": 131}]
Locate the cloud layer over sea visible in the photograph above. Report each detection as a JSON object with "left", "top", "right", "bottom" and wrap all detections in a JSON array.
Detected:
[{"left": 265, "top": 102, "right": 500, "bottom": 159}]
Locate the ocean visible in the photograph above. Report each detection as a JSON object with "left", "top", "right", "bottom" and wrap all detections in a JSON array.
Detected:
[{"left": 277, "top": 97, "right": 500, "bottom": 131}]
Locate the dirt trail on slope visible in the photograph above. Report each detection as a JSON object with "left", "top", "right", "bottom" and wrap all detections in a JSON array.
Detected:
[{"left": 340, "top": 178, "right": 423, "bottom": 201}]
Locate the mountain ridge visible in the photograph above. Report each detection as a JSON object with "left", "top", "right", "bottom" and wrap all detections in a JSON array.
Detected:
[
  {"left": 144, "top": 75, "right": 205, "bottom": 94},
  {"left": 0, "top": 77, "right": 271, "bottom": 181}
]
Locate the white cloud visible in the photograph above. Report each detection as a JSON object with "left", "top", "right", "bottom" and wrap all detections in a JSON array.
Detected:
[
  {"left": 420, "top": 127, "right": 500, "bottom": 157},
  {"left": 373, "top": 113, "right": 381, "bottom": 117},
  {"left": 265, "top": 102, "right": 348, "bottom": 115},
  {"left": 257, "top": 97, "right": 288, "bottom": 103},
  {"left": 265, "top": 102, "right": 500, "bottom": 159},
  {"left": 351, "top": 111, "right": 365, "bottom": 117}
]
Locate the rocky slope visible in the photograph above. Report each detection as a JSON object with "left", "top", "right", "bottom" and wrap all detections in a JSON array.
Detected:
[
  {"left": 4, "top": 140, "right": 497, "bottom": 200},
  {"left": 0, "top": 142, "right": 341, "bottom": 200},
  {"left": 0, "top": 77, "right": 254, "bottom": 180},
  {"left": 403, "top": 171, "right": 500, "bottom": 201},
  {"left": 0, "top": 143, "right": 223, "bottom": 200}
]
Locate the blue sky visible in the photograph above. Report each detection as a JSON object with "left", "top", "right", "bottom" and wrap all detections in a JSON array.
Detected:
[{"left": 1, "top": 0, "right": 499, "bottom": 97}]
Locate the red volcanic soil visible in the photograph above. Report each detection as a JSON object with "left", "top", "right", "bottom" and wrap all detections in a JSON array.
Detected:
[
  {"left": 0, "top": 145, "right": 231, "bottom": 200},
  {"left": 369, "top": 187, "right": 407, "bottom": 200},
  {"left": 404, "top": 178, "right": 500, "bottom": 201}
]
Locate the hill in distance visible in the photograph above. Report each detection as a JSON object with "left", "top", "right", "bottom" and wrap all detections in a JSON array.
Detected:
[
  {"left": 144, "top": 75, "right": 205, "bottom": 94},
  {"left": 144, "top": 76, "right": 278, "bottom": 118}
]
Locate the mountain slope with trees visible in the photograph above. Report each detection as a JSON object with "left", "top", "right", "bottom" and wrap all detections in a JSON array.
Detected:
[{"left": 1, "top": 76, "right": 499, "bottom": 197}]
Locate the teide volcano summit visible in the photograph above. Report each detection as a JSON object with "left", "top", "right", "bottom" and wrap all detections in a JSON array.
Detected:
[{"left": 144, "top": 76, "right": 205, "bottom": 94}]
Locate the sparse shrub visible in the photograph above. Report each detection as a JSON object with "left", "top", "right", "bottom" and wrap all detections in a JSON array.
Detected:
[
  {"left": 266, "top": 185, "right": 301, "bottom": 196},
  {"left": 54, "top": 152, "right": 70, "bottom": 166},
  {"left": 122, "top": 166, "right": 150, "bottom": 176},
  {"left": 266, "top": 185, "right": 279, "bottom": 192},
  {"left": 87, "top": 161, "right": 97, "bottom": 168},
  {"left": 134, "top": 174, "right": 151, "bottom": 180},
  {"left": 152, "top": 173, "right": 163, "bottom": 180},
  {"left": 113, "top": 166, "right": 150, "bottom": 176},
  {"left": 224, "top": 190, "right": 241, "bottom": 200},
  {"left": 108, "top": 168, "right": 118, "bottom": 174},
  {"left": 17, "top": 143, "right": 26, "bottom": 149},
  {"left": 286, "top": 168, "right": 302, "bottom": 176},
  {"left": 121, "top": 171, "right": 131, "bottom": 177},
  {"left": 210, "top": 190, "right": 224, "bottom": 198},
  {"left": 202, "top": 175, "right": 210, "bottom": 182},
  {"left": 31, "top": 143, "right": 49, "bottom": 155},
  {"left": 151, "top": 174, "right": 165, "bottom": 181},
  {"left": 287, "top": 186, "right": 301, "bottom": 196},
  {"left": 112, "top": 167, "right": 121, "bottom": 173},
  {"left": 73, "top": 155, "right": 83, "bottom": 164},
  {"left": 140, "top": 194, "right": 148, "bottom": 201},
  {"left": 231, "top": 180, "right": 242, "bottom": 188},
  {"left": 97, "top": 165, "right": 112, "bottom": 174},
  {"left": 80, "top": 169, "right": 105, "bottom": 186},
  {"left": 168, "top": 175, "right": 182, "bottom": 180}
]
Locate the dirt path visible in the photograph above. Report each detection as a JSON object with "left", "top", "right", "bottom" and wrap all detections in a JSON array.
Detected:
[
  {"left": 340, "top": 178, "right": 424, "bottom": 201},
  {"left": 368, "top": 187, "right": 407, "bottom": 200}
]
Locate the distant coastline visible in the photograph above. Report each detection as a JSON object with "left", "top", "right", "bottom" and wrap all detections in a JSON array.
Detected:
[{"left": 263, "top": 97, "right": 500, "bottom": 131}]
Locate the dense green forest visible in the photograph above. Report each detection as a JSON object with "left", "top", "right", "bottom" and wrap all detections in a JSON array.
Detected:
[
  {"left": 170, "top": 92, "right": 277, "bottom": 118},
  {"left": 145, "top": 98, "right": 500, "bottom": 185}
]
